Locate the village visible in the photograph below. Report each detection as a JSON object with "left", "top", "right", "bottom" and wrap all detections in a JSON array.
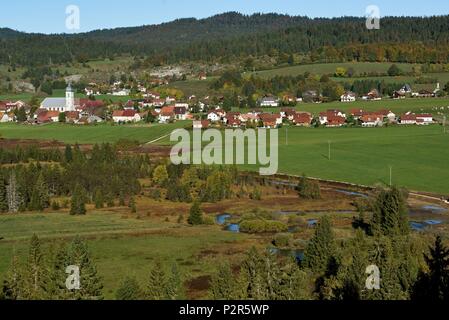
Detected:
[{"left": 0, "top": 81, "right": 441, "bottom": 129}]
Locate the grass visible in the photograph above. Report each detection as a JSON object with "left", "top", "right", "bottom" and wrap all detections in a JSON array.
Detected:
[
  {"left": 161, "top": 125, "right": 449, "bottom": 194},
  {"left": 0, "top": 121, "right": 190, "bottom": 144},
  {"left": 0, "top": 209, "right": 249, "bottom": 299},
  {"left": 249, "top": 62, "right": 418, "bottom": 78},
  {"left": 246, "top": 125, "right": 449, "bottom": 194}
]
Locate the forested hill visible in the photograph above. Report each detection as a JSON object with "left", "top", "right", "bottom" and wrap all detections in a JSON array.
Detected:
[{"left": 1, "top": 12, "right": 449, "bottom": 67}]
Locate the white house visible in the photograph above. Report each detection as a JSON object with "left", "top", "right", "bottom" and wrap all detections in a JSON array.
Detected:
[
  {"left": 340, "top": 91, "right": 356, "bottom": 102},
  {"left": 40, "top": 84, "right": 76, "bottom": 112},
  {"left": 416, "top": 114, "right": 433, "bottom": 125},
  {"left": 111, "top": 89, "right": 130, "bottom": 96},
  {"left": 207, "top": 111, "right": 221, "bottom": 122},
  {"left": 112, "top": 110, "right": 141, "bottom": 123},
  {"left": 259, "top": 96, "right": 279, "bottom": 107},
  {"left": 174, "top": 107, "right": 188, "bottom": 120},
  {"left": 0, "top": 112, "right": 12, "bottom": 122}
]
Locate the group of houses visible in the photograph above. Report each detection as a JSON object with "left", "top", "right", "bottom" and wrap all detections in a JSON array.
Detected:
[
  {"left": 200, "top": 107, "right": 312, "bottom": 129},
  {"left": 340, "top": 84, "right": 442, "bottom": 103},
  {"left": 198, "top": 106, "right": 434, "bottom": 129}
]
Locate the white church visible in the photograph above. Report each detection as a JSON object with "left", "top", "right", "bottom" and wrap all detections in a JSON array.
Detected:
[{"left": 40, "top": 84, "right": 77, "bottom": 112}]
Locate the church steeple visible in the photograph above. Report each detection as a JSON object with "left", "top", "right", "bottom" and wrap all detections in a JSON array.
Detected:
[{"left": 66, "top": 82, "right": 75, "bottom": 111}]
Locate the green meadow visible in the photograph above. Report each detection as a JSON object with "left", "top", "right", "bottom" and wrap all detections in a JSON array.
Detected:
[
  {"left": 163, "top": 125, "right": 449, "bottom": 194},
  {"left": 249, "top": 62, "right": 417, "bottom": 78},
  {"left": 0, "top": 121, "right": 189, "bottom": 144},
  {"left": 0, "top": 210, "right": 248, "bottom": 299}
]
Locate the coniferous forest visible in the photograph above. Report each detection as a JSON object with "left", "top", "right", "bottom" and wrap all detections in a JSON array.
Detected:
[{"left": 2, "top": 13, "right": 449, "bottom": 66}]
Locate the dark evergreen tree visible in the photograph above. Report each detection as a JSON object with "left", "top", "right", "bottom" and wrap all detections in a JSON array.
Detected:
[
  {"left": 412, "top": 236, "right": 449, "bottom": 301},
  {"left": 303, "top": 216, "right": 335, "bottom": 274},
  {"left": 188, "top": 200, "right": 203, "bottom": 225},
  {"left": 116, "top": 277, "right": 143, "bottom": 300},
  {"left": 70, "top": 184, "right": 87, "bottom": 215}
]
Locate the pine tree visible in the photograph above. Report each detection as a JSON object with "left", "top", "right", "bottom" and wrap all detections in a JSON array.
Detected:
[
  {"left": 64, "top": 145, "right": 73, "bottom": 163},
  {"left": 21, "top": 234, "right": 48, "bottom": 300},
  {"left": 0, "top": 178, "right": 8, "bottom": 212},
  {"left": 65, "top": 236, "right": 103, "bottom": 300},
  {"left": 116, "top": 277, "right": 143, "bottom": 300},
  {"left": 145, "top": 261, "right": 167, "bottom": 300},
  {"left": 29, "top": 173, "right": 50, "bottom": 211},
  {"left": 412, "top": 236, "right": 449, "bottom": 301},
  {"left": 6, "top": 171, "right": 21, "bottom": 213},
  {"left": 93, "top": 189, "right": 104, "bottom": 209},
  {"left": 45, "top": 244, "right": 70, "bottom": 300},
  {"left": 70, "top": 184, "right": 87, "bottom": 215},
  {"left": 371, "top": 187, "right": 409, "bottom": 236},
  {"left": 165, "top": 263, "right": 183, "bottom": 300},
  {"left": 2, "top": 254, "right": 22, "bottom": 300},
  {"left": 303, "top": 216, "right": 336, "bottom": 274},
  {"left": 210, "top": 262, "right": 236, "bottom": 300},
  {"left": 188, "top": 200, "right": 203, "bottom": 225},
  {"left": 128, "top": 197, "right": 137, "bottom": 213}
]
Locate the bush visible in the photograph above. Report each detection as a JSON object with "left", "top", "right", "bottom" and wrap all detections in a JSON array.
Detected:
[
  {"left": 239, "top": 219, "right": 288, "bottom": 233},
  {"left": 297, "top": 175, "right": 321, "bottom": 199},
  {"left": 273, "top": 233, "right": 293, "bottom": 247}
]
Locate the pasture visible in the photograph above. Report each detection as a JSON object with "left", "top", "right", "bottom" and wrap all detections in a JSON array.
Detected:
[
  {"left": 0, "top": 121, "right": 190, "bottom": 144},
  {"left": 0, "top": 208, "right": 250, "bottom": 299}
]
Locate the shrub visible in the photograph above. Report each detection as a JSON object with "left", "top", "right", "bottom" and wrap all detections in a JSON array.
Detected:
[
  {"left": 273, "top": 233, "right": 293, "bottom": 247},
  {"left": 239, "top": 219, "right": 288, "bottom": 233}
]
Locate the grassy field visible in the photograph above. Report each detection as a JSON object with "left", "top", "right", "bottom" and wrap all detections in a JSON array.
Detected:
[
  {"left": 249, "top": 62, "right": 417, "bottom": 78},
  {"left": 0, "top": 209, "right": 250, "bottom": 299},
  {"left": 251, "top": 125, "right": 449, "bottom": 194},
  {"left": 161, "top": 125, "right": 449, "bottom": 194},
  {"left": 0, "top": 121, "right": 190, "bottom": 144}
]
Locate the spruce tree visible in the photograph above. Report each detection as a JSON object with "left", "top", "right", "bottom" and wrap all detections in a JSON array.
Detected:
[
  {"left": 2, "top": 255, "right": 22, "bottom": 300},
  {"left": 412, "top": 236, "right": 449, "bottom": 301},
  {"left": 128, "top": 197, "right": 137, "bottom": 213},
  {"left": 6, "top": 171, "right": 21, "bottom": 213},
  {"left": 22, "top": 234, "right": 48, "bottom": 300},
  {"left": 116, "top": 277, "right": 143, "bottom": 300},
  {"left": 65, "top": 236, "right": 103, "bottom": 300},
  {"left": 70, "top": 184, "right": 87, "bottom": 215},
  {"left": 371, "top": 187, "right": 409, "bottom": 236},
  {"left": 64, "top": 145, "right": 73, "bottom": 163},
  {"left": 210, "top": 262, "right": 236, "bottom": 300},
  {"left": 188, "top": 200, "right": 203, "bottom": 225},
  {"left": 303, "top": 216, "right": 336, "bottom": 274},
  {"left": 0, "top": 178, "right": 8, "bottom": 212},
  {"left": 93, "top": 189, "right": 104, "bottom": 209},
  {"left": 145, "top": 261, "right": 167, "bottom": 300},
  {"left": 165, "top": 263, "right": 183, "bottom": 300}
]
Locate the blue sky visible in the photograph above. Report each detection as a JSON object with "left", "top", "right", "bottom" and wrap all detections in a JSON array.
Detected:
[{"left": 1, "top": 0, "right": 448, "bottom": 34}]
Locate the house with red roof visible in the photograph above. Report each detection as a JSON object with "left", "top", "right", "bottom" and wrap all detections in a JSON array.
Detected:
[
  {"left": 159, "top": 106, "right": 175, "bottom": 123},
  {"left": 400, "top": 113, "right": 417, "bottom": 125},
  {"left": 193, "top": 120, "right": 210, "bottom": 129},
  {"left": 36, "top": 110, "right": 60, "bottom": 123},
  {"left": 292, "top": 112, "right": 312, "bottom": 126},
  {"left": 259, "top": 113, "right": 281, "bottom": 128},
  {"left": 416, "top": 114, "right": 433, "bottom": 125},
  {"left": 360, "top": 114, "right": 383, "bottom": 127},
  {"left": 326, "top": 115, "right": 346, "bottom": 127},
  {"left": 227, "top": 118, "right": 242, "bottom": 128},
  {"left": 112, "top": 110, "right": 141, "bottom": 123}
]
